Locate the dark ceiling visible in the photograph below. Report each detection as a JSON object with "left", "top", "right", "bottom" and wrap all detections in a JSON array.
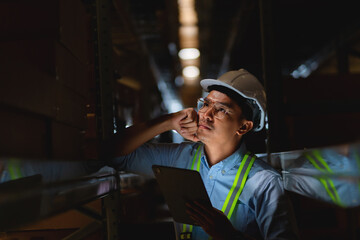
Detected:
[{"left": 112, "top": 0, "right": 360, "bottom": 99}]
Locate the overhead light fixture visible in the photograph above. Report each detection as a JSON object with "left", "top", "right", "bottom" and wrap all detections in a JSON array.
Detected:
[
  {"left": 183, "top": 66, "right": 200, "bottom": 78},
  {"left": 178, "top": 0, "right": 200, "bottom": 84},
  {"left": 178, "top": 48, "right": 200, "bottom": 60},
  {"left": 179, "top": 9, "right": 197, "bottom": 25}
]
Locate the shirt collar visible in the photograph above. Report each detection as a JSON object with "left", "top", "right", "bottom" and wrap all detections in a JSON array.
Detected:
[
  {"left": 221, "top": 142, "right": 248, "bottom": 173},
  {"left": 200, "top": 141, "right": 249, "bottom": 172}
]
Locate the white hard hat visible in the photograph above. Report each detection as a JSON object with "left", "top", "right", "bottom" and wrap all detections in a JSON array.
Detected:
[{"left": 200, "top": 69, "right": 267, "bottom": 132}]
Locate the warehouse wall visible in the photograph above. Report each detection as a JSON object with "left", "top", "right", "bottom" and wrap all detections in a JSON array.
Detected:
[
  {"left": 283, "top": 73, "right": 360, "bottom": 150},
  {"left": 0, "top": 0, "right": 95, "bottom": 161},
  {"left": 0, "top": 1, "right": 101, "bottom": 238}
]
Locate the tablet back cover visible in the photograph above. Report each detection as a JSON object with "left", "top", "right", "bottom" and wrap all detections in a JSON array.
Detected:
[{"left": 152, "top": 165, "right": 212, "bottom": 225}]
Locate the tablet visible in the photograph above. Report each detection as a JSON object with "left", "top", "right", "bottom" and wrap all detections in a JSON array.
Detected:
[{"left": 152, "top": 165, "right": 212, "bottom": 225}]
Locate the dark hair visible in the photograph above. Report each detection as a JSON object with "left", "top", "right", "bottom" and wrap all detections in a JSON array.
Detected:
[{"left": 208, "top": 85, "right": 257, "bottom": 126}]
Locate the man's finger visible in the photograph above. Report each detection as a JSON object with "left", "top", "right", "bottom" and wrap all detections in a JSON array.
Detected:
[
  {"left": 181, "top": 126, "right": 198, "bottom": 133},
  {"left": 186, "top": 206, "right": 209, "bottom": 228},
  {"left": 180, "top": 120, "right": 197, "bottom": 127},
  {"left": 186, "top": 201, "right": 213, "bottom": 221},
  {"left": 180, "top": 116, "right": 197, "bottom": 124},
  {"left": 193, "top": 201, "right": 218, "bottom": 218}
]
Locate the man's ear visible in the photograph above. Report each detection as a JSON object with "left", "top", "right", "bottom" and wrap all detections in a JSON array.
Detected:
[{"left": 236, "top": 120, "right": 253, "bottom": 135}]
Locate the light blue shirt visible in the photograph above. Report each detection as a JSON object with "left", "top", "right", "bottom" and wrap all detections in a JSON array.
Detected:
[
  {"left": 283, "top": 147, "right": 360, "bottom": 207},
  {"left": 111, "top": 141, "right": 298, "bottom": 239}
]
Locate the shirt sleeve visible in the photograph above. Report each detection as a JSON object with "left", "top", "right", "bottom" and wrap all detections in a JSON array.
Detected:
[
  {"left": 254, "top": 173, "right": 300, "bottom": 240},
  {"left": 107, "top": 142, "right": 186, "bottom": 177}
]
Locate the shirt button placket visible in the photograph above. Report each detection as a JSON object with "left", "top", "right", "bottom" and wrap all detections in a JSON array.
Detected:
[{"left": 206, "top": 168, "right": 216, "bottom": 195}]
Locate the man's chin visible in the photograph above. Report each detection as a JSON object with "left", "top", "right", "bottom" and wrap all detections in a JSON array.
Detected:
[{"left": 196, "top": 129, "right": 210, "bottom": 140}]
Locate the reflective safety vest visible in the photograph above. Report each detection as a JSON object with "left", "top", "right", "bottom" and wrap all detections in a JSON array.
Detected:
[
  {"left": 305, "top": 150, "right": 343, "bottom": 207},
  {"left": 179, "top": 145, "right": 256, "bottom": 240},
  {"left": 8, "top": 159, "right": 23, "bottom": 180}
]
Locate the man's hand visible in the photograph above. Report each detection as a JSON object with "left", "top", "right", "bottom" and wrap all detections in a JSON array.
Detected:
[
  {"left": 171, "top": 108, "right": 199, "bottom": 142},
  {"left": 186, "top": 201, "right": 241, "bottom": 240}
]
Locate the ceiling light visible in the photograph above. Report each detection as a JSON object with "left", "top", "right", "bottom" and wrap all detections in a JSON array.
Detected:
[
  {"left": 183, "top": 66, "right": 200, "bottom": 78},
  {"left": 178, "top": 48, "right": 200, "bottom": 60},
  {"left": 179, "top": 9, "right": 197, "bottom": 25}
]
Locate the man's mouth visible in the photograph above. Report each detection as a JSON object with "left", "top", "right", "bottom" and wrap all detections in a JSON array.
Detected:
[{"left": 198, "top": 122, "right": 213, "bottom": 130}]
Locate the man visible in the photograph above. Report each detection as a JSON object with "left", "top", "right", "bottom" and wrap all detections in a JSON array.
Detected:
[{"left": 109, "top": 69, "right": 298, "bottom": 239}]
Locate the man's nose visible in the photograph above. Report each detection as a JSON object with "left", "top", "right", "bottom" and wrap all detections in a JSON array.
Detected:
[{"left": 202, "top": 106, "right": 214, "bottom": 120}]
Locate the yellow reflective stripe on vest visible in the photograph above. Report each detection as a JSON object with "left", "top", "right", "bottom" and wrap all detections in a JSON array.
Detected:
[
  {"left": 180, "top": 225, "right": 193, "bottom": 239},
  {"left": 313, "top": 150, "right": 333, "bottom": 172},
  {"left": 182, "top": 224, "right": 193, "bottom": 232},
  {"left": 191, "top": 145, "right": 202, "bottom": 171},
  {"left": 222, "top": 152, "right": 256, "bottom": 219},
  {"left": 305, "top": 151, "right": 343, "bottom": 206},
  {"left": 8, "top": 159, "right": 22, "bottom": 180},
  {"left": 181, "top": 145, "right": 202, "bottom": 239},
  {"left": 318, "top": 178, "right": 342, "bottom": 205},
  {"left": 181, "top": 146, "right": 255, "bottom": 238}
]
